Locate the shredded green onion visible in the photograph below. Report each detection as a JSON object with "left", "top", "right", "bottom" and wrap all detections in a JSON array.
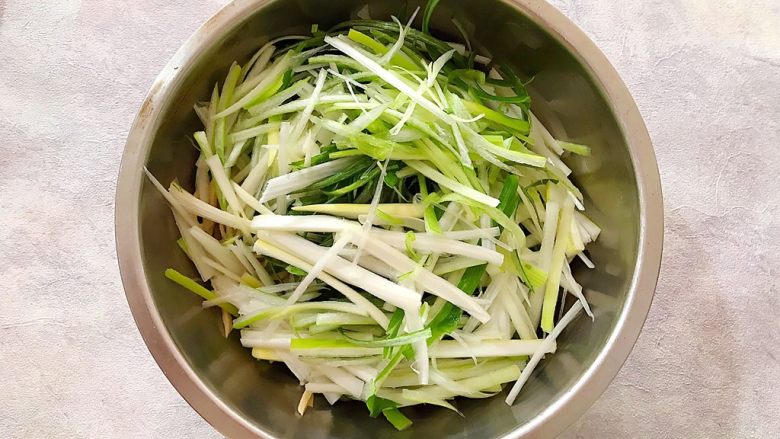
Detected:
[{"left": 148, "top": 1, "right": 598, "bottom": 429}]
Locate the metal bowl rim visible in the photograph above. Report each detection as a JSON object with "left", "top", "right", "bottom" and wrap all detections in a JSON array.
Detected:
[{"left": 114, "top": 0, "right": 664, "bottom": 437}]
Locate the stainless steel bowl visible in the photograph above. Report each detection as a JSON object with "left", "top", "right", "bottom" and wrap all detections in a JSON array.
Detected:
[{"left": 115, "top": 0, "right": 663, "bottom": 437}]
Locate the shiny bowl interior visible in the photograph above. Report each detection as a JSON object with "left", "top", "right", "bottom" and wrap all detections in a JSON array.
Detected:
[{"left": 116, "top": 0, "right": 663, "bottom": 437}]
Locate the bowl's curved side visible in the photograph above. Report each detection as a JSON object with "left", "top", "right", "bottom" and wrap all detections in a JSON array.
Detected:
[
  {"left": 115, "top": 1, "right": 663, "bottom": 438},
  {"left": 115, "top": 3, "right": 284, "bottom": 437},
  {"left": 502, "top": 2, "right": 663, "bottom": 437}
]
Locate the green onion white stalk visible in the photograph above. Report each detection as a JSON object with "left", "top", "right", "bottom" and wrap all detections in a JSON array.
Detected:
[{"left": 146, "top": 2, "right": 601, "bottom": 430}]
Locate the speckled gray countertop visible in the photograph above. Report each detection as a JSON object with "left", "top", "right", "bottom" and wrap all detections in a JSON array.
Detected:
[{"left": 1, "top": 1, "right": 778, "bottom": 437}]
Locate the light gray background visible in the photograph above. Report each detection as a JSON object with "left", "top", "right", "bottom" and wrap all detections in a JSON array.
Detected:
[{"left": 1, "top": 0, "right": 778, "bottom": 437}]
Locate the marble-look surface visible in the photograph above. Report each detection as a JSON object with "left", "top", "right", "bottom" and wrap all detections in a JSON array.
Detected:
[{"left": 1, "top": 1, "right": 778, "bottom": 437}]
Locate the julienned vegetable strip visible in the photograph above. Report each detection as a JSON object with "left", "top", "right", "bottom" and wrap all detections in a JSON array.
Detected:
[
  {"left": 148, "top": 2, "right": 599, "bottom": 430},
  {"left": 164, "top": 268, "right": 239, "bottom": 316},
  {"left": 505, "top": 302, "right": 584, "bottom": 405}
]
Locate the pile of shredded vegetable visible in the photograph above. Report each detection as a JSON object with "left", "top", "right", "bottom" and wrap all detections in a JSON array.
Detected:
[{"left": 147, "top": 2, "right": 599, "bottom": 430}]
